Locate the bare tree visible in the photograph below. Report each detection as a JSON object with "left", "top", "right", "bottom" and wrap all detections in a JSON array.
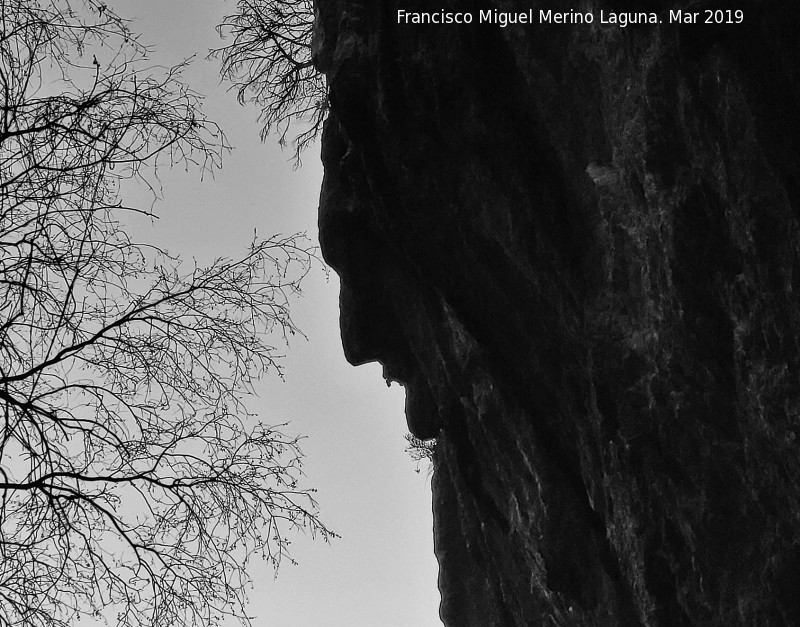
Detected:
[
  {"left": 0, "top": 2, "right": 332, "bottom": 626},
  {"left": 213, "top": 0, "right": 326, "bottom": 160}
]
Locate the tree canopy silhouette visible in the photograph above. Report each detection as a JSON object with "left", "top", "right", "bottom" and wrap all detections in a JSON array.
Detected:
[
  {"left": 0, "top": 1, "right": 332, "bottom": 625},
  {"left": 214, "top": 0, "right": 326, "bottom": 160}
]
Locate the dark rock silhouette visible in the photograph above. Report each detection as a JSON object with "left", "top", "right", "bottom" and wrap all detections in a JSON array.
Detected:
[{"left": 315, "top": 2, "right": 800, "bottom": 624}]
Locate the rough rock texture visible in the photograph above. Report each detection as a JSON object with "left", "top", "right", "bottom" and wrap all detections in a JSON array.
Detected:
[{"left": 314, "top": 1, "right": 800, "bottom": 624}]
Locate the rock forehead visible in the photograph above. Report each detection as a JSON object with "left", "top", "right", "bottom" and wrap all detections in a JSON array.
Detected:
[{"left": 316, "top": 2, "right": 800, "bottom": 624}]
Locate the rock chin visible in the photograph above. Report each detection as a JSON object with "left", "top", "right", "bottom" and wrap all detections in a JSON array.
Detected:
[{"left": 316, "top": 1, "right": 800, "bottom": 624}]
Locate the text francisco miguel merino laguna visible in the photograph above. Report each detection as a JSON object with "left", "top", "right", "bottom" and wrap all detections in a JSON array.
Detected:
[{"left": 397, "top": 8, "right": 745, "bottom": 27}]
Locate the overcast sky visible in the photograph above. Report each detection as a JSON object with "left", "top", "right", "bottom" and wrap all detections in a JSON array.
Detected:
[{"left": 112, "top": 1, "right": 442, "bottom": 625}]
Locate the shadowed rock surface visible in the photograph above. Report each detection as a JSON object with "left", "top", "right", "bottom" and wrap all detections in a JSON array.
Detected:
[{"left": 314, "top": 2, "right": 800, "bottom": 624}]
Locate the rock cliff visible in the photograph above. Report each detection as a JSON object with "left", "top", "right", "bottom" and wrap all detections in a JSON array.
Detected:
[{"left": 314, "top": 1, "right": 800, "bottom": 624}]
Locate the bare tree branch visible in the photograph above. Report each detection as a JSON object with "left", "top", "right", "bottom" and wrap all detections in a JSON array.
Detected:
[
  {"left": 0, "top": 2, "right": 333, "bottom": 626},
  {"left": 212, "top": 0, "right": 326, "bottom": 164}
]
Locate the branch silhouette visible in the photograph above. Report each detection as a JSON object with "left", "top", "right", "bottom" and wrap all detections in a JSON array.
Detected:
[{"left": 0, "top": 2, "right": 333, "bottom": 626}]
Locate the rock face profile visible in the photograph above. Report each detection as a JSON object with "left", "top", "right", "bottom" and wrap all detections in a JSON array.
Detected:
[{"left": 314, "top": 1, "right": 800, "bottom": 624}]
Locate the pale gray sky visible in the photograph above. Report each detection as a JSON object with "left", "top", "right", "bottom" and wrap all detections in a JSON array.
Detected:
[{"left": 113, "top": 1, "right": 442, "bottom": 625}]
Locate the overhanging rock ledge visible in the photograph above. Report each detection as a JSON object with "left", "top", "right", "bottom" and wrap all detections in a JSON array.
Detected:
[{"left": 315, "top": 2, "right": 800, "bottom": 624}]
